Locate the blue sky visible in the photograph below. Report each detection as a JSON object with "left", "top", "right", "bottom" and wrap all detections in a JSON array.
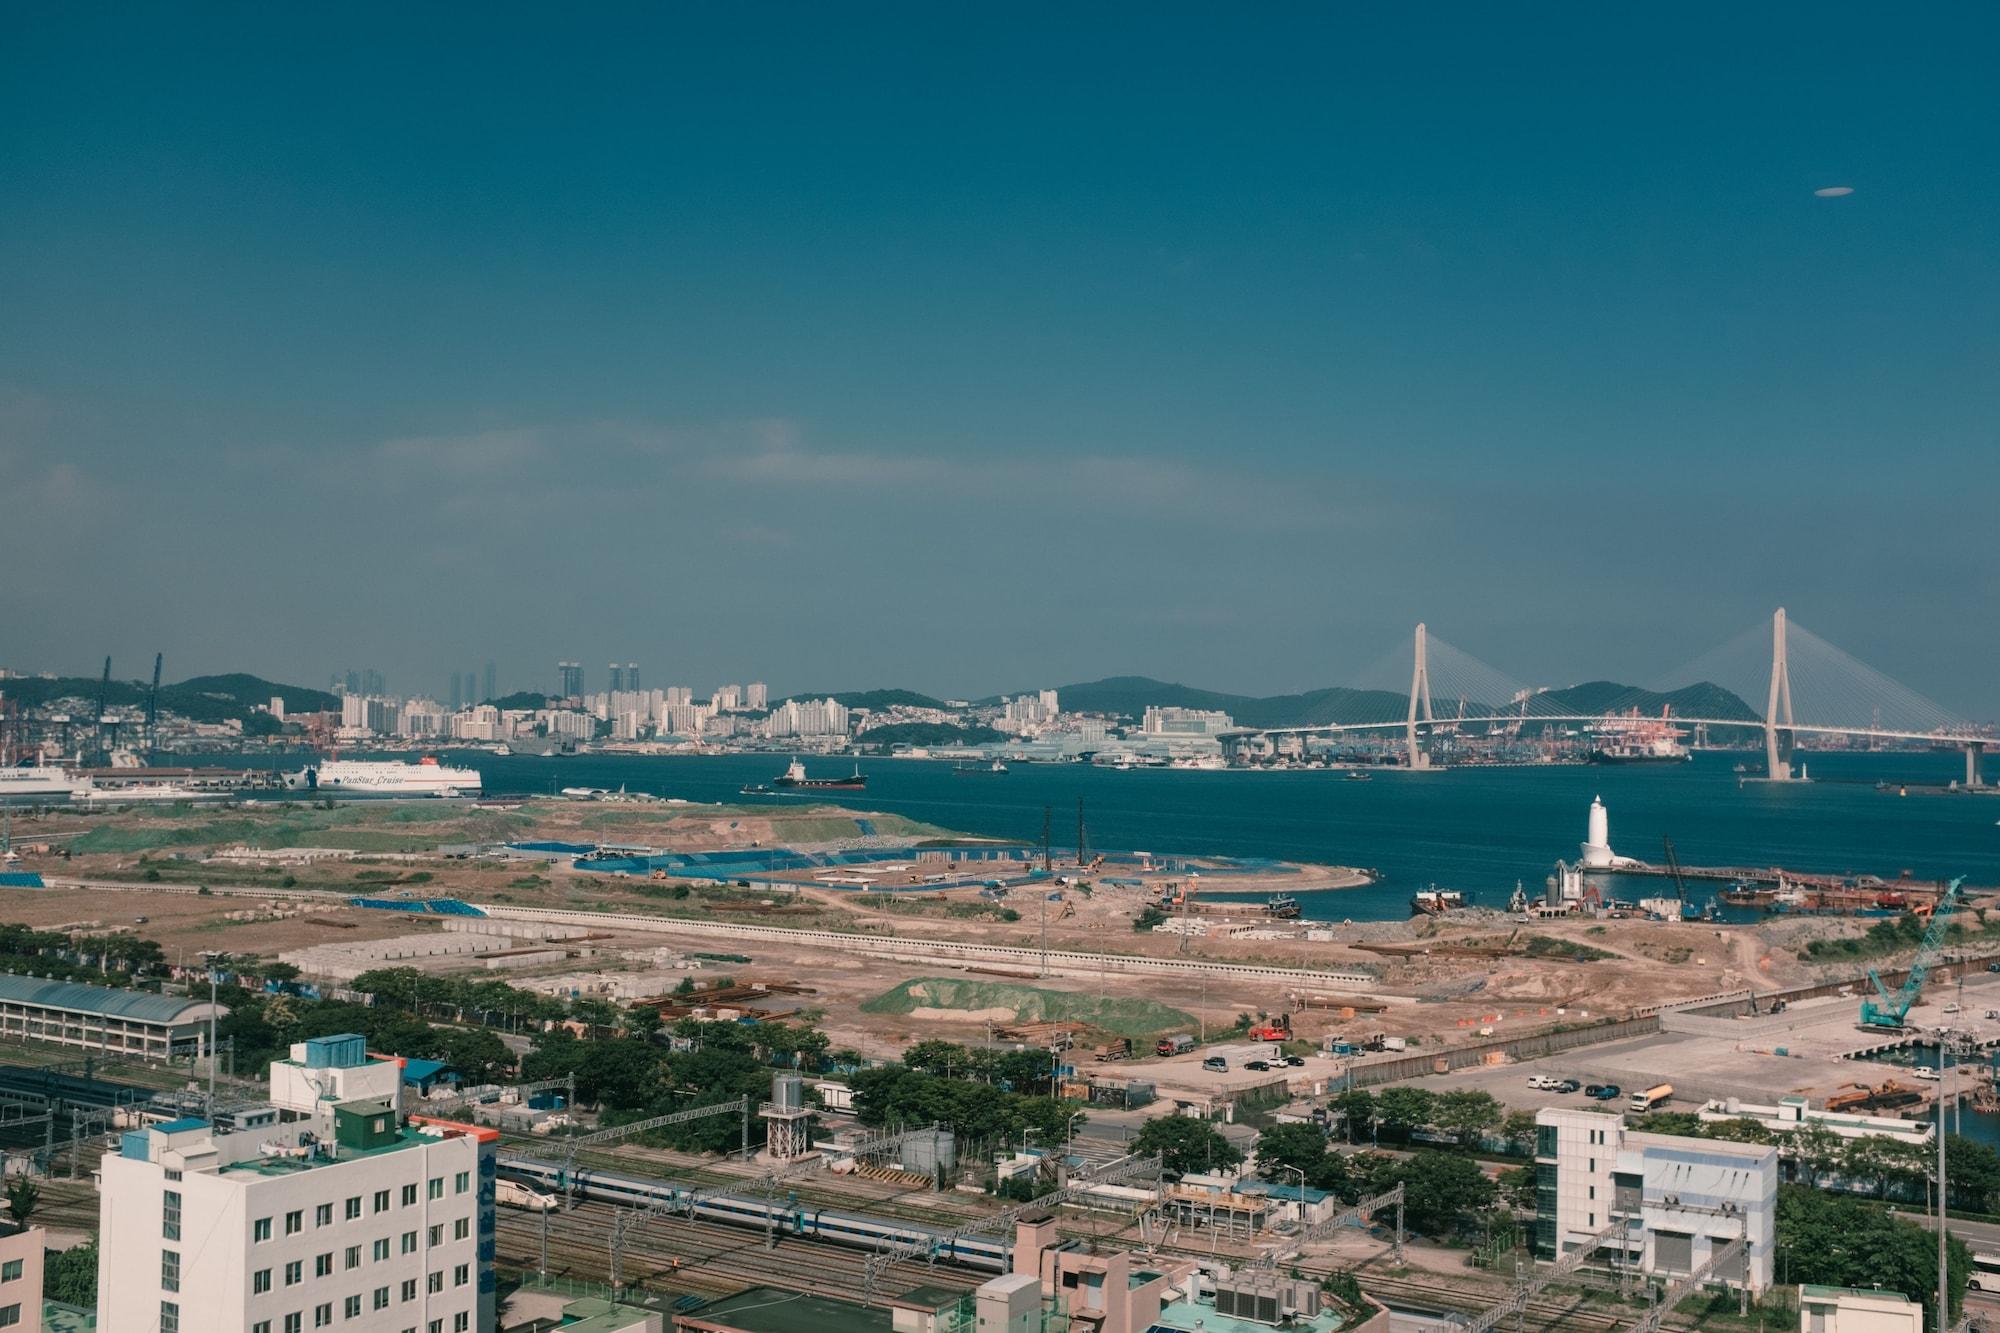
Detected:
[{"left": 3, "top": 6, "right": 1995, "bottom": 709}]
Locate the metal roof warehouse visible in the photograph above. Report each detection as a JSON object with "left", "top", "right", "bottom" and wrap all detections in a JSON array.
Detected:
[{"left": 0, "top": 975, "right": 228, "bottom": 1060}]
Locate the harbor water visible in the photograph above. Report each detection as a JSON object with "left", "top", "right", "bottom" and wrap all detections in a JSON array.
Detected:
[{"left": 356, "top": 749, "right": 1996, "bottom": 923}]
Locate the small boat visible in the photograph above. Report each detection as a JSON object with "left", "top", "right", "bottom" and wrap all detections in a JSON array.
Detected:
[
  {"left": 1343, "top": 769, "right": 1372, "bottom": 782},
  {"left": 1264, "top": 893, "right": 1301, "bottom": 919},
  {"left": 738, "top": 783, "right": 774, "bottom": 795},
  {"left": 952, "top": 759, "right": 1008, "bottom": 775}
]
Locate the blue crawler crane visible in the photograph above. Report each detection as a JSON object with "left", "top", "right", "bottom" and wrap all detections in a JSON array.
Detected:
[{"left": 1859, "top": 875, "right": 1966, "bottom": 1030}]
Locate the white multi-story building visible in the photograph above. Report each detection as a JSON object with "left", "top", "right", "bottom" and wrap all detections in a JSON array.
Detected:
[
  {"left": 1535, "top": 1108, "right": 1775, "bottom": 1294},
  {"left": 745, "top": 682, "right": 768, "bottom": 709},
  {"left": 97, "top": 1033, "right": 496, "bottom": 1333},
  {"left": 763, "top": 697, "right": 849, "bottom": 738},
  {"left": 1141, "top": 706, "right": 1235, "bottom": 736},
  {"left": 712, "top": 685, "right": 743, "bottom": 711}
]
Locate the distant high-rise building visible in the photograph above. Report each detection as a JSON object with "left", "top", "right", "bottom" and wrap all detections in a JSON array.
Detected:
[
  {"left": 362, "top": 668, "right": 385, "bottom": 697},
  {"left": 449, "top": 673, "right": 463, "bottom": 710},
  {"left": 626, "top": 662, "right": 639, "bottom": 692},
  {"left": 558, "top": 661, "right": 583, "bottom": 698},
  {"left": 607, "top": 663, "right": 625, "bottom": 693},
  {"left": 746, "top": 681, "right": 768, "bottom": 709},
  {"left": 344, "top": 669, "right": 361, "bottom": 696},
  {"left": 714, "top": 684, "right": 743, "bottom": 711},
  {"left": 483, "top": 661, "right": 496, "bottom": 703}
]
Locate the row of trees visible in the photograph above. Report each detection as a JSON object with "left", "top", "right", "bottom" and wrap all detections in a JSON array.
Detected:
[
  {"left": 0, "top": 923, "right": 167, "bottom": 982},
  {"left": 1251, "top": 1121, "right": 1499, "bottom": 1237},
  {"left": 1322, "top": 1086, "right": 1533, "bottom": 1151}
]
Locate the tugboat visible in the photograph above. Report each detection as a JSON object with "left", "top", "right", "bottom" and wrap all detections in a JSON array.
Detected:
[
  {"left": 952, "top": 759, "right": 1008, "bottom": 775},
  {"left": 773, "top": 759, "right": 867, "bottom": 790},
  {"left": 738, "top": 783, "right": 774, "bottom": 796},
  {"left": 1343, "top": 769, "right": 1372, "bottom": 782},
  {"left": 1264, "top": 893, "right": 1302, "bottom": 919}
]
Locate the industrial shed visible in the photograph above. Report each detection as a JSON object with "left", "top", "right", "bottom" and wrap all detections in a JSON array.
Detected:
[{"left": 0, "top": 975, "right": 227, "bottom": 1060}]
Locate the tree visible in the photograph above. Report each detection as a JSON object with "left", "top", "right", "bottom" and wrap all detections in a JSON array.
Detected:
[
  {"left": 1331, "top": 1089, "right": 1376, "bottom": 1144},
  {"left": 1133, "top": 1116, "right": 1242, "bottom": 1175},
  {"left": 1372, "top": 1087, "right": 1435, "bottom": 1142},
  {"left": 1788, "top": 1121, "right": 1843, "bottom": 1190},
  {"left": 1776, "top": 1184, "right": 1968, "bottom": 1327},
  {"left": 44, "top": 1236, "right": 97, "bottom": 1306},
  {"left": 1255, "top": 1124, "right": 1332, "bottom": 1182},
  {"left": 1497, "top": 1165, "right": 1536, "bottom": 1212},
  {"left": 1367, "top": 1150, "right": 1496, "bottom": 1238},
  {"left": 4, "top": 1176, "right": 37, "bottom": 1225},
  {"left": 1704, "top": 1117, "right": 1774, "bottom": 1144},
  {"left": 1500, "top": 1110, "right": 1539, "bottom": 1155},
  {"left": 1433, "top": 1090, "right": 1503, "bottom": 1149}
]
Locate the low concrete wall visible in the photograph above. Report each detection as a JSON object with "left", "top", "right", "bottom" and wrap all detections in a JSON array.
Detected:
[
  {"left": 1342, "top": 1015, "right": 1663, "bottom": 1089},
  {"left": 475, "top": 903, "right": 1385, "bottom": 992}
]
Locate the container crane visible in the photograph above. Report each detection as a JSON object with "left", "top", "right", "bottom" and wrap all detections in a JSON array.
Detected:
[
  {"left": 93, "top": 656, "right": 113, "bottom": 762},
  {"left": 1860, "top": 876, "right": 1966, "bottom": 1030}
]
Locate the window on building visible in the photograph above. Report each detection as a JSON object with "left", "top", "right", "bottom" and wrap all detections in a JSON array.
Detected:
[
  {"left": 342, "top": 1246, "right": 358, "bottom": 1270},
  {"left": 400, "top": 1279, "right": 416, "bottom": 1302},
  {"left": 426, "top": 1272, "right": 442, "bottom": 1295},
  {"left": 428, "top": 1178, "right": 443, "bottom": 1201},
  {"left": 284, "top": 1315, "right": 301, "bottom": 1333},
  {"left": 0, "top": 1260, "right": 19, "bottom": 1282},
  {"left": 314, "top": 1303, "right": 331, "bottom": 1328},
  {"left": 253, "top": 1322, "right": 270, "bottom": 1333},
  {"left": 453, "top": 1171, "right": 469, "bottom": 1195},
  {"left": 285, "top": 1210, "right": 303, "bottom": 1236},
  {"left": 160, "top": 1301, "right": 180, "bottom": 1333},
  {"left": 373, "top": 1190, "right": 390, "bottom": 1214},
  {"left": 372, "top": 1287, "right": 389, "bottom": 1312},
  {"left": 162, "top": 1249, "right": 180, "bottom": 1293},
  {"left": 401, "top": 1232, "right": 417, "bottom": 1255},
  {"left": 428, "top": 1321, "right": 442, "bottom": 1333},
  {"left": 344, "top": 1296, "right": 360, "bottom": 1319},
  {"left": 373, "top": 1239, "right": 389, "bottom": 1262},
  {"left": 284, "top": 1261, "right": 302, "bottom": 1287},
  {"left": 427, "top": 1225, "right": 441, "bottom": 1247},
  {"left": 453, "top": 1314, "right": 468, "bottom": 1333},
  {"left": 401, "top": 1184, "right": 417, "bottom": 1207},
  {"left": 345, "top": 1196, "right": 361, "bottom": 1221},
  {"left": 315, "top": 1204, "right": 332, "bottom": 1227},
  {"left": 254, "top": 1217, "right": 272, "bottom": 1243},
  {"left": 0, "top": 1307, "right": 18, "bottom": 1329},
  {"left": 254, "top": 1269, "right": 272, "bottom": 1295},
  {"left": 453, "top": 1264, "right": 467, "bottom": 1288},
  {"left": 163, "top": 1190, "right": 182, "bottom": 1241},
  {"left": 1535, "top": 1124, "right": 1559, "bottom": 1159},
  {"left": 452, "top": 1218, "right": 467, "bottom": 1241},
  {"left": 314, "top": 1254, "right": 332, "bottom": 1279}
]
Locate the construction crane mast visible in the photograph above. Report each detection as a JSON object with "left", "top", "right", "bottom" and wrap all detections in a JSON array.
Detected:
[
  {"left": 146, "top": 653, "right": 163, "bottom": 763},
  {"left": 93, "top": 657, "right": 112, "bottom": 762},
  {"left": 1861, "top": 876, "right": 1967, "bottom": 1030},
  {"left": 1662, "top": 835, "right": 1688, "bottom": 906}
]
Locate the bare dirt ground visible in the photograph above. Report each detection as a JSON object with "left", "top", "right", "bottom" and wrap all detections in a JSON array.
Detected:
[{"left": 0, "top": 797, "right": 1920, "bottom": 1062}]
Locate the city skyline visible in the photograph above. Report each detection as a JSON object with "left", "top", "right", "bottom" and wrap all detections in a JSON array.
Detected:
[{"left": 4, "top": 7, "right": 1996, "bottom": 708}]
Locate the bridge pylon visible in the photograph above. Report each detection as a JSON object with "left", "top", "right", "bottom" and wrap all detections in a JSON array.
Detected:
[
  {"left": 1763, "top": 607, "right": 1798, "bottom": 781},
  {"left": 1406, "top": 623, "right": 1436, "bottom": 770}
]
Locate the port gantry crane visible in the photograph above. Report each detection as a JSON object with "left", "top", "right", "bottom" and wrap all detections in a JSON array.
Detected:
[{"left": 1860, "top": 876, "right": 1967, "bottom": 1030}]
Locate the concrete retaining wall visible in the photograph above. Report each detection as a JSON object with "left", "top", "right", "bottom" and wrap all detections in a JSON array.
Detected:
[{"left": 1342, "top": 1015, "right": 1663, "bottom": 1089}]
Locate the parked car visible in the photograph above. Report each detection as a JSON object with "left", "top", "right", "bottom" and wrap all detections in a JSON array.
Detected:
[
  {"left": 1202, "top": 1056, "right": 1229, "bottom": 1072},
  {"left": 1591, "top": 1084, "right": 1622, "bottom": 1101},
  {"left": 1245, "top": 1060, "right": 1272, "bottom": 1072},
  {"left": 1527, "top": 1075, "right": 1556, "bottom": 1090},
  {"left": 1554, "top": 1079, "right": 1581, "bottom": 1094},
  {"left": 1283, "top": 1056, "right": 1306, "bottom": 1067},
  {"left": 1913, "top": 1066, "right": 1941, "bottom": 1082},
  {"left": 1584, "top": 1084, "right": 1607, "bottom": 1097}
]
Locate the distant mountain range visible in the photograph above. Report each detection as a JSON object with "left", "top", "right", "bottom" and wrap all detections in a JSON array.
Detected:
[
  {"left": 0, "top": 672, "right": 340, "bottom": 725},
  {"left": 1023, "top": 675, "right": 1759, "bottom": 730}
]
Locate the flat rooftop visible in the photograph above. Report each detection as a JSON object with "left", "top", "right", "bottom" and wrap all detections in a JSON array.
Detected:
[
  {"left": 1148, "top": 1296, "right": 1350, "bottom": 1333},
  {"left": 678, "top": 1287, "right": 893, "bottom": 1333}
]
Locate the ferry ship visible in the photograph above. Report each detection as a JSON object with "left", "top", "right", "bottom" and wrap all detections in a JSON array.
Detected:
[
  {"left": 0, "top": 766, "right": 80, "bottom": 801},
  {"left": 70, "top": 778, "right": 204, "bottom": 805},
  {"left": 772, "top": 759, "right": 866, "bottom": 790},
  {"left": 283, "top": 757, "right": 482, "bottom": 797},
  {"left": 1587, "top": 707, "right": 1692, "bottom": 765}
]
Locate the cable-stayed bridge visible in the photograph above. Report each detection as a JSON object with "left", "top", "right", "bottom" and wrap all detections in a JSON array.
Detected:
[{"left": 1251, "top": 609, "right": 1994, "bottom": 786}]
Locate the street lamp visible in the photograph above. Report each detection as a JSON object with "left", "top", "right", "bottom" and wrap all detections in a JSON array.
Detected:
[
  {"left": 198, "top": 950, "right": 229, "bottom": 1115},
  {"left": 1286, "top": 1164, "right": 1308, "bottom": 1228},
  {"left": 1065, "top": 1110, "right": 1086, "bottom": 1159}
]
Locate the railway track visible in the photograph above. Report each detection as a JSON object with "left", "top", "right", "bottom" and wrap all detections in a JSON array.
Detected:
[{"left": 495, "top": 1201, "right": 984, "bottom": 1306}]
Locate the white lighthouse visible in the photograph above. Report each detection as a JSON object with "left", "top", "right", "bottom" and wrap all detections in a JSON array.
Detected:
[{"left": 1580, "top": 795, "right": 1615, "bottom": 868}]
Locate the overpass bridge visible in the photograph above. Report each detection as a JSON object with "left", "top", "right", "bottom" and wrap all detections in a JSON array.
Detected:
[{"left": 1250, "top": 609, "right": 1994, "bottom": 786}]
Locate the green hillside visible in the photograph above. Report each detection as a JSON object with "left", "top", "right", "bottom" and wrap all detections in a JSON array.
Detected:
[
  {"left": 0, "top": 672, "right": 337, "bottom": 724},
  {"left": 862, "top": 977, "right": 1195, "bottom": 1038}
]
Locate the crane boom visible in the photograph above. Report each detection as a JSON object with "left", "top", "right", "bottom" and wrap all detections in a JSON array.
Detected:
[
  {"left": 1861, "top": 876, "right": 1966, "bottom": 1030},
  {"left": 147, "top": 653, "right": 163, "bottom": 762}
]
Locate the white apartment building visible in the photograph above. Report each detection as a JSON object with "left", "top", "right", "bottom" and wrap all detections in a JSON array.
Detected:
[
  {"left": 1535, "top": 1107, "right": 1776, "bottom": 1294},
  {"left": 712, "top": 685, "right": 743, "bottom": 711},
  {"left": 763, "top": 697, "right": 849, "bottom": 738},
  {"left": 1140, "top": 706, "right": 1235, "bottom": 736},
  {"left": 97, "top": 1034, "right": 497, "bottom": 1333},
  {"left": 745, "top": 682, "right": 767, "bottom": 709}
]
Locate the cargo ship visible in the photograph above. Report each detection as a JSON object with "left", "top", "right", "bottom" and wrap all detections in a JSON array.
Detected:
[
  {"left": 1411, "top": 886, "right": 1467, "bottom": 916},
  {"left": 772, "top": 759, "right": 867, "bottom": 790},
  {"left": 1587, "top": 707, "right": 1692, "bottom": 765},
  {"left": 283, "top": 756, "right": 482, "bottom": 797}
]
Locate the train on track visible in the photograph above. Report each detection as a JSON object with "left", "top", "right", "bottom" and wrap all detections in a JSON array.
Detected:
[{"left": 499, "top": 1157, "right": 1010, "bottom": 1272}]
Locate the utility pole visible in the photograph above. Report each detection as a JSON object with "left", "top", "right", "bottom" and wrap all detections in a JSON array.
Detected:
[
  {"left": 200, "top": 951, "right": 228, "bottom": 1115},
  {"left": 1041, "top": 805, "right": 1052, "bottom": 874}
]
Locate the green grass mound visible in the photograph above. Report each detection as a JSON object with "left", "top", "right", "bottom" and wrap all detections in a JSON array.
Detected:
[{"left": 862, "top": 977, "right": 1194, "bottom": 1039}]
